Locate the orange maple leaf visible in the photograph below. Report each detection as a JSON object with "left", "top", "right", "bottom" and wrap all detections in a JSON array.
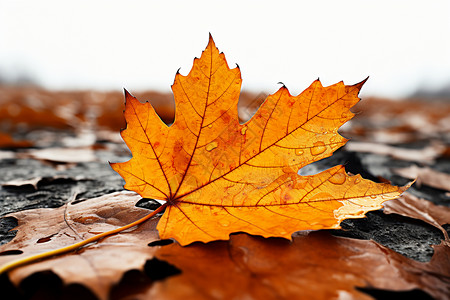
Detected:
[{"left": 111, "top": 35, "right": 407, "bottom": 245}]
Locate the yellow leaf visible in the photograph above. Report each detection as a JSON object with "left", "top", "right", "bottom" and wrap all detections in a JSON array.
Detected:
[{"left": 111, "top": 35, "right": 407, "bottom": 245}]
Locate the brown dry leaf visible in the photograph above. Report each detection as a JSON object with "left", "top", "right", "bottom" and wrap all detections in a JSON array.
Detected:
[
  {"left": 344, "top": 141, "right": 445, "bottom": 163},
  {"left": 111, "top": 35, "right": 407, "bottom": 246},
  {"left": 0, "top": 191, "right": 160, "bottom": 300},
  {"left": 144, "top": 231, "right": 449, "bottom": 300},
  {"left": 393, "top": 165, "right": 450, "bottom": 191},
  {"left": 384, "top": 193, "right": 450, "bottom": 242}
]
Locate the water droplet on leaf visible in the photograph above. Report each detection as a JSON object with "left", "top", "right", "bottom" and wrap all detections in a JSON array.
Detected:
[
  {"left": 329, "top": 172, "right": 346, "bottom": 185},
  {"left": 295, "top": 149, "right": 304, "bottom": 156},
  {"left": 206, "top": 141, "right": 218, "bottom": 151},
  {"left": 310, "top": 141, "right": 326, "bottom": 156}
]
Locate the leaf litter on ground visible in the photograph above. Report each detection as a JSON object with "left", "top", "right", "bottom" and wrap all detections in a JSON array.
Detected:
[{"left": 2, "top": 35, "right": 448, "bottom": 299}]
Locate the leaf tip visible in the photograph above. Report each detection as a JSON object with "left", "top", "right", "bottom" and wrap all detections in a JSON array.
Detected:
[
  {"left": 354, "top": 76, "right": 369, "bottom": 90},
  {"left": 401, "top": 180, "right": 415, "bottom": 192},
  {"left": 123, "top": 88, "right": 136, "bottom": 101},
  {"left": 207, "top": 33, "right": 216, "bottom": 49}
]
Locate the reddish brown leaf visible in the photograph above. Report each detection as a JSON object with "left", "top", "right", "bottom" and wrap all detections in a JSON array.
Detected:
[
  {"left": 384, "top": 193, "right": 450, "bottom": 242},
  {"left": 393, "top": 165, "right": 450, "bottom": 191},
  {"left": 143, "top": 231, "right": 449, "bottom": 300},
  {"left": 0, "top": 191, "right": 160, "bottom": 300}
]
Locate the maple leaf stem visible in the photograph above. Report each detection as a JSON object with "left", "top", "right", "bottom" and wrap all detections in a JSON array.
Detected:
[{"left": 0, "top": 202, "right": 168, "bottom": 275}]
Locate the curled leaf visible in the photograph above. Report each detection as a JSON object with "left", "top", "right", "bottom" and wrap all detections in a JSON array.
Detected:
[{"left": 384, "top": 193, "right": 450, "bottom": 242}]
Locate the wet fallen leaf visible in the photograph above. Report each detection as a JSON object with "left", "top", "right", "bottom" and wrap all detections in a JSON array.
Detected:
[
  {"left": 384, "top": 193, "right": 450, "bottom": 242},
  {"left": 2, "top": 175, "right": 88, "bottom": 190},
  {"left": 111, "top": 35, "right": 406, "bottom": 245},
  {"left": 393, "top": 165, "right": 450, "bottom": 191},
  {"left": 144, "top": 231, "right": 449, "bottom": 300},
  {"left": 0, "top": 191, "right": 159, "bottom": 300},
  {"left": 344, "top": 141, "right": 445, "bottom": 163}
]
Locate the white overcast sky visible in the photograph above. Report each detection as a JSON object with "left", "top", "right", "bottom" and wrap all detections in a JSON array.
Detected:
[{"left": 0, "top": 0, "right": 449, "bottom": 98}]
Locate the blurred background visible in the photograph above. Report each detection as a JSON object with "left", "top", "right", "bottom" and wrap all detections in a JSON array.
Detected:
[
  {"left": 0, "top": 0, "right": 449, "bottom": 150},
  {"left": 1, "top": 0, "right": 449, "bottom": 98}
]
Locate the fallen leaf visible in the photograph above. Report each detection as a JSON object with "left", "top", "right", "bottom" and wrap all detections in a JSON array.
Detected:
[
  {"left": 393, "top": 165, "right": 450, "bottom": 191},
  {"left": 383, "top": 193, "right": 450, "bottom": 242},
  {"left": 111, "top": 35, "right": 406, "bottom": 245},
  {"left": 344, "top": 97, "right": 450, "bottom": 143},
  {"left": 430, "top": 241, "right": 450, "bottom": 278},
  {"left": 22, "top": 147, "right": 97, "bottom": 163},
  {"left": 344, "top": 141, "right": 445, "bottom": 163},
  {"left": 144, "top": 231, "right": 449, "bottom": 300},
  {"left": 0, "top": 191, "right": 160, "bottom": 300},
  {"left": 2, "top": 175, "right": 88, "bottom": 190}
]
